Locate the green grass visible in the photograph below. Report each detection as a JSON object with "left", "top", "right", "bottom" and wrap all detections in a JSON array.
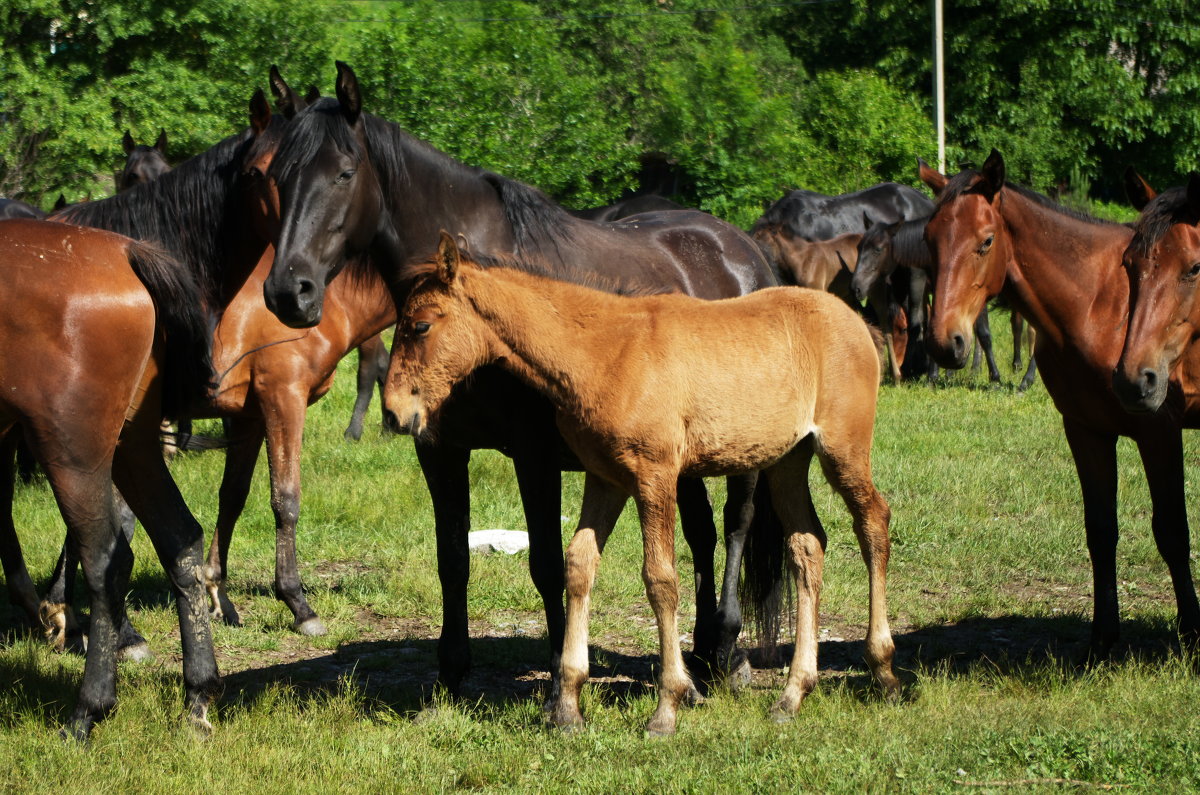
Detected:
[{"left": 3, "top": 310, "right": 1200, "bottom": 793}]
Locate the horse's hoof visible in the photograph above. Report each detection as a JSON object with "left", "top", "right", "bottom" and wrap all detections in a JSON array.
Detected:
[
  {"left": 186, "top": 714, "right": 214, "bottom": 737},
  {"left": 294, "top": 617, "right": 327, "bottom": 637},
  {"left": 118, "top": 642, "right": 154, "bottom": 663},
  {"left": 683, "top": 685, "right": 706, "bottom": 708},
  {"left": 644, "top": 718, "right": 677, "bottom": 738},
  {"left": 725, "top": 656, "right": 752, "bottom": 692},
  {"left": 769, "top": 707, "right": 795, "bottom": 725}
]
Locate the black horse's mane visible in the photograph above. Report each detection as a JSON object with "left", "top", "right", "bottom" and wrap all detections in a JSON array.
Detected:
[
  {"left": 271, "top": 100, "right": 579, "bottom": 275},
  {"left": 1128, "top": 185, "right": 1195, "bottom": 258},
  {"left": 53, "top": 127, "right": 258, "bottom": 307},
  {"left": 937, "top": 169, "right": 1118, "bottom": 229},
  {"left": 889, "top": 217, "right": 933, "bottom": 268}
]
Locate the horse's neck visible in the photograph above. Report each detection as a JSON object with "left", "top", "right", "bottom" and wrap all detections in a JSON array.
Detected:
[
  {"left": 326, "top": 267, "right": 397, "bottom": 342},
  {"left": 1000, "top": 190, "right": 1130, "bottom": 350},
  {"left": 465, "top": 268, "right": 626, "bottom": 413}
]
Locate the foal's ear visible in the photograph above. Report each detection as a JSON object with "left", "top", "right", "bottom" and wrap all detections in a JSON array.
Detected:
[
  {"left": 435, "top": 230, "right": 461, "bottom": 284},
  {"left": 248, "top": 89, "right": 272, "bottom": 135},
  {"left": 335, "top": 61, "right": 362, "bottom": 125},
  {"left": 862, "top": 211, "right": 875, "bottom": 231},
  {"left": 978, "top": 149, "right": 1006, "bottom": 201},
  {"left": 269, "top": 65, "right": 306, "bottom": 119},
  {"left": 1187, "top": 173, "right": 1200, "bottom": 224},
  {"left": 917, "top": 157, "right": 947, "bottom": 195},
  {"left": 153, "top": 128, "right": 168, "bottom": 155},
  {"left": 122, "top": 130, "right": 136, "bottom": 156},
  {"left": 1123, "top": 167, "right": 1156, "bottom": 211}
]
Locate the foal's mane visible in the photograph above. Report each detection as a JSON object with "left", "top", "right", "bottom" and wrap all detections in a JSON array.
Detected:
[
  {"left": 889, "top": 217, "right": 932, "bottom": 269},
  {"left": 937, "top": 169, "right": 1118, "bottom": 229},
  {"left": 1128, "top": 185, "right": 1195, "bottom": 258},
  {"left": 272, "top": 99, "right": 579, "bottom": 272},
  {"left": 397, "top": 248, "right": 667, "bottom": 299},
  {"left": 53, "top": 127, "right": 263, "bottom": 307}
]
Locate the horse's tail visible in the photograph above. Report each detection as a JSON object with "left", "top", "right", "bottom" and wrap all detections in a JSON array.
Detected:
[
  {"left": 738, "top": 475, "right": 792, "bottom": 663},
  {"left": 124, "top": 239, "right": 214, "bottom": 420}
]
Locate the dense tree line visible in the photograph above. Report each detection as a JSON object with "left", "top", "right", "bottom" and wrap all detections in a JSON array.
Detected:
[{"left": 2, "top": 0, "right": 1197, "bottom": 225}]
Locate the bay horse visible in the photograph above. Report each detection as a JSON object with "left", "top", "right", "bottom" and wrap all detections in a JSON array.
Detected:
[
  {"left": 1112, "top": 170, "right": 1200, "bottom": 415},
  {"left": 750, "top": 223, "right": 909, "bottom": 381},
  {"left": 0, "top": 219, "right": 220, "bottom": 739},
  {"left": 262, "top": 61, "right": 783, "bottom": 697},
  {"left": 384, "top": 233, "right": 898, "bottom": 735},
  {"left": 44, "top": 76, "right": 397, "bottom": 640},
  {"left": 752, "top": 182, "right": 932, "bottom": 242},
  {"left": 920, "top": 150, "right": 1200, "bottom": 655}
]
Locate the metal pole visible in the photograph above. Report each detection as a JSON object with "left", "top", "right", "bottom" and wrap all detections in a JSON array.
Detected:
[{"left": 934, "top": 0, "right": 945, "bottom": 172}]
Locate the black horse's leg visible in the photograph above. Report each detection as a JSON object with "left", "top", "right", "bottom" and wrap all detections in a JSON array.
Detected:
[
  {"left": 112, "top": 431, "right": 221, "bottom": 734},
  {"left": 203, "top": 415, "right": 267, "bottom": 627},
  {"left": 512, "top": 450, "right": 566, "bottom": 706},
  {"left": 0, "top": 431, "right": 40, "bottom": 629},
  {"left": 972, "top": 309, "right": 1002, "bottom": 382},
  {"left": 1062, "top": 418, "right": 1120, "bottom": 660},
  {"left": 1010, "top": 311, "right": 1025, "bottom": 371},
  {"left": 345, "top": 335, "right": 388, "bottom": 441},
  {"left": 1136, "top": 429, "right": 1200, "bottom": 646},
  {"left": 713, "top": 471, "right": 757, "bottom": 686},
  {"left": 415, "top": 440, "right": 473, "bottom": 695},
  {"left": 676, "top": 477, "right": 718, "bottom": 676}
]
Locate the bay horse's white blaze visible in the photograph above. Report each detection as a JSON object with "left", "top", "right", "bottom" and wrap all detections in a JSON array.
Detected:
[{"left": 386, "top": 232, "right": 899, "bottom": 735}]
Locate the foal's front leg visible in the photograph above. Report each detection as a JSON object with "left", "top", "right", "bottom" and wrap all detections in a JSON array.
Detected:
[{"left": 548, "top": 473, "right": 626, "bottom": 731}]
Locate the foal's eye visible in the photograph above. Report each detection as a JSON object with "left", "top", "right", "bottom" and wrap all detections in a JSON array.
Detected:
[
  {"left": 978, "top": 234, "right": 994, "bottom": 254},
  {"left": 413, "top": 321, "right": 431, "bottom": 335},
  {"left": 336, "top": 169, "right": 356, "bottom": 184}
]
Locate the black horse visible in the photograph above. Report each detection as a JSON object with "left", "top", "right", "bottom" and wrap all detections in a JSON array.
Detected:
[
  {"left": 262, "top": 62, "right": 788, "bottom": 700},
  {"left": 568, "top": 194, "right": 684, "bottom": 222},
  {"left": 0, "top": 198, "right": 46, "bottom": 220},
  {"left": 118, "top": 129, "right": 172, "bottom": 191},
  {"left": 753, "top": 183, "right": 933, "bottom": 242}
]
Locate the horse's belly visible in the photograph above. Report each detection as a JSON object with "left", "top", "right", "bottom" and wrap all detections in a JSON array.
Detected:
[{"left": 681, "top": 430, "right": 806, "bottom": 477}]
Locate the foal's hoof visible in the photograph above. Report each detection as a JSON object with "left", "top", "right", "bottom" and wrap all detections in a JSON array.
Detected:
[
  {"left": 724, "top": 655, "right": 752, "bottom": 693},
  {"left": 644, "top": 715, "right": 677, "bottom": 738},
  {"left": 118, "top": 642, "right": 154, "bottom": 663},
  {"left": 186, "top": 713, "right": 214, "bottom": 738},
  {"left": 682, "top": 684, "right": 706, "bottom": 708},
  {"left": 768, "top": 706, "right": 796, "bottom": 725},
  {"left": 294, "top": 617, "right": 327, "bottom": 637}
]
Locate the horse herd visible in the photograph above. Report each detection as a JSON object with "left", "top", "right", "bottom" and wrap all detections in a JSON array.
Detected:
[{"left": 1, "top": 61, "right": 1198, "bottom": 740}]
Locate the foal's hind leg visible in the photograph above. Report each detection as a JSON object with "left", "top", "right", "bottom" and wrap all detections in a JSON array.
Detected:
[
  {"left": 814, "top": 425, "right": 899, "bottom": 697},
  {"left": 676, "top": 477, "right": 718, "bottom": 678}
]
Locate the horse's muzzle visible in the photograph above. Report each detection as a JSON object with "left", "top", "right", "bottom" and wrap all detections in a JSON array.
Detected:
[
  {"left": 263, "top": 275, "right": 323, "bottom": 329},
  {"left": 1112, "top": 365, "right": 1167, "bottom": 414},
  {"left": 926, "top": 329, "right": 970, "bottom": 370}
]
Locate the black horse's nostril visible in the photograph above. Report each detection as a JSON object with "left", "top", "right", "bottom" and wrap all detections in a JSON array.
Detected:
[{"left": 294, "top": 277, "right": 318, "bottom": 309}]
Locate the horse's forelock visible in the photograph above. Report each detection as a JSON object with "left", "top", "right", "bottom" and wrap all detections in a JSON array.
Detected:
[
  {"left": 270, "top": 98, "right": 365, "bottom": 187},
  {"left": 1129, "top": 186, "right": 1196, "bottom": 259}
]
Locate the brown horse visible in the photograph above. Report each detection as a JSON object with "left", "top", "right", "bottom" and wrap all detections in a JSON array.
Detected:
[
  {"left": 1112, "top": 170, "right": 1200, "bottom": 415},
  {"left": 919, "top": 150, "right": 1200, "bottom": 655},
  {"left": 0, "top": 219, "right": 220, "bottom": 739},
  {"left": 383, "top": 233, "right": 898, "bottom": 736},
  {"left": 753, "top": 223, "right": 909, "bottom": 381}
]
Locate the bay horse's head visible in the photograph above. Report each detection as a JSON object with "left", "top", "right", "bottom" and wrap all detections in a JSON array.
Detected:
[
  {"left": 383, "top": 232, "right": 500, "bottom": 437},
  {"left": 264, "top": 61, "right": 385, "bottom": 328},
  {"left": 852, "top": 214, "right": 902, "bottom": 301},
  {"left": 920, "top": 150, "right": 1011, "bottom": 369},
  {"left": 118, "top": 129, "right": 171, "bottom": 191},
  {"left": 1112, "top": 170, "right": 1200, "bottom": 413}
]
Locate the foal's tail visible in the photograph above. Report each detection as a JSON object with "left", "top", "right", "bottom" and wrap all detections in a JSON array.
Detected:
[
  {"left": 125, "top": 239, "right": 214, "bottom": 420},
  {"left": 738, "top": 476, "right": 791, "bottom": 663}
]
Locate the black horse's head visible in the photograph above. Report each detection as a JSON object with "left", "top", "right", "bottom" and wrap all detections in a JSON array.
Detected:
[
  {"left": 264, "top": 61, "right": 386, "bottom": 328},
  {"left": 118, "top": 129, "right": 172, "bottom": 192}
]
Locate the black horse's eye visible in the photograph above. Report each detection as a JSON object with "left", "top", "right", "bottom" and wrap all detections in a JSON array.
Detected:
[
  {"left": 336, "top": 169, "right": 356, "bottom": 184},
  {"left": 413, "top": 321, "right": 431, "bottom": 335},
  {"left": 978, "top": 234, "right": 994, "bottom": 254}
]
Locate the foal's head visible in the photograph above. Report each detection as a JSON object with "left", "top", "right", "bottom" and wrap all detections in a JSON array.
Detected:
[
  {"left": 852, "top": 215, "right": 902, "bottom": 301},
  {"left": 383, "top": 232, "right": 499, "bottom": 437},
  {"left": 920, "top": 151, "right": 1012, "bottom": 369},
  {"left": 1113, "top": 171, "right": 1200, "bottom": 413}
]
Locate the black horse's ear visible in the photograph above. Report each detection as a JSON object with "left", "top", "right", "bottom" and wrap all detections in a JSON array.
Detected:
[
  {"left": 122, "top": 130, "right": 136, "bottom": 155},
  {"left": 270, "top": 65, "right": 307, "bottom": 119},
  {"left": 305, "top": 85, "right": 321, "bottom": 104},
  {"left": 53, "top": 193, "right": 68, "bottom": 211},
  {"left": 1186, "top": 172, "right": 1200, "bottom": 223},
  {"left": 334, "top": 61, "right": 362, "bottom": 125},
  {"left": 153, "top": 128, "right": 168, "bottom": 155},
  {"left": 1123, "top": 167, "right": 1156, "bottom": 211},
  {"left": 918, "top": 157, "right": 948, "bottom": 195},
  {"left": 435, "top": 230, "right": 461, "bottom": 284},
  {"left": 979, "top": 149, "right": 1005, "bottom": 201},
  {"left": 249, "top": 89, "right": 272, "bottom": 135}
]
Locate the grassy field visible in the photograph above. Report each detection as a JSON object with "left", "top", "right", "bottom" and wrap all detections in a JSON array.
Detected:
[{"left": 3, "top": 312, "right": 1200, "bottom": 793}]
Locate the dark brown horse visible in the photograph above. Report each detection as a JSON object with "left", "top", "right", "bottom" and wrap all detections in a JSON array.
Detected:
[
  {"left": 118, "top": 129, "right": 172, "bottom": 191},
  {"left": 44, "top": 77, "right": 397, "bottom": 640},
  {"left": 261, "top": 61, "right": 783, "bottom": 697},
  {"left": 920, "top": 150, "right": 1200, "bottom": 655},
  {"left": 0, "top": 219, "right": 219, "bottom": 739},
  {"left": 1112, "top": 170, "right": 1200, "bottom": 415}
]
